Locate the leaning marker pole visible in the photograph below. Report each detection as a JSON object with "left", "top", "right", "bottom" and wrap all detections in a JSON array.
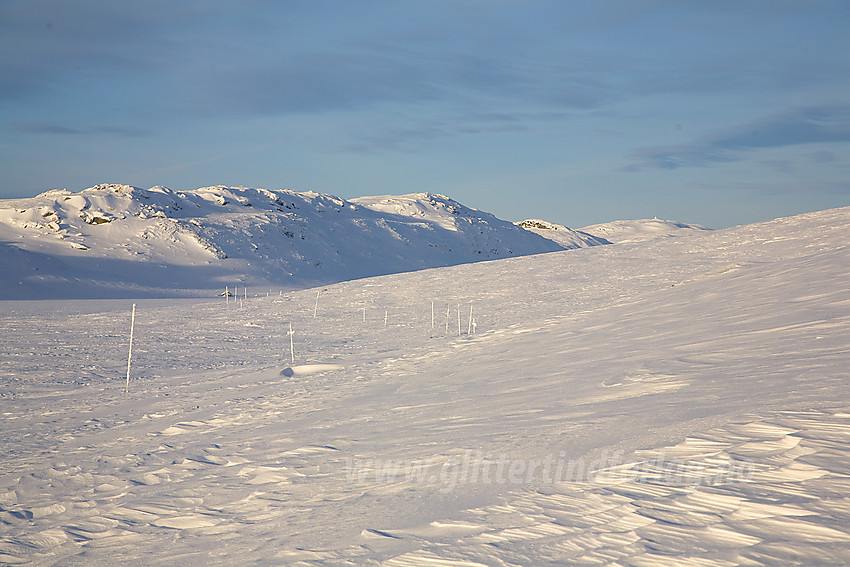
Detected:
[{"left": 125, "top": 304, "right": 136, "bottom": 394}]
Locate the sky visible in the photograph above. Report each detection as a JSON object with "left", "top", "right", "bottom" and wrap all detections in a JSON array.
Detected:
[{"left": 1, "top": 1, "right": 848, "bottom": 228}]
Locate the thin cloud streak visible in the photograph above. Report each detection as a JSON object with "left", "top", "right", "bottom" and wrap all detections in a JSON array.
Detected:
[
  {"left": 180, "top": 45, "right": 619, "bottom": 119},
  {"left": 626, "top": 104, "right": 850, "bottom": 170},
  {"left": 12, "top": 123, "right": 150, "bottom": 137}
]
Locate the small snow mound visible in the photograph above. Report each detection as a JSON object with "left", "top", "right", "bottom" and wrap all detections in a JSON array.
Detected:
[{"left": 281, "top": 364, "right": 344, "bottom": 377}]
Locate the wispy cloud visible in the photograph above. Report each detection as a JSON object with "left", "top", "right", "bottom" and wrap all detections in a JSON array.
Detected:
[
  {"left": 333, "top": 109, "right": 577, "bottom": 154},
  {"left": 336, "top": 120, "right": 527, "bottom": 154},
  {"left": 625, "top": 104, "right": 850, "bottom": 170},
  {"left": 12, "top": 123, "right": 149, "bottom": 137},
  {"left": 181, "top": 43, "right": 617, "bottom": 120},
  {"left": 0, "top": 0, "right": 200, "bottom": 101}
]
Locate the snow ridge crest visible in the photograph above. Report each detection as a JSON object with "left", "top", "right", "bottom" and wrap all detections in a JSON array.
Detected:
[{"left": 0, "top": 184, "right": 586, "bottom": 298}]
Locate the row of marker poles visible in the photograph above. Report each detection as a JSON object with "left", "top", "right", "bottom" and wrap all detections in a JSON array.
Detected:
[
  {"left": 127, "top": 294, "right": 474, "bottom": 393},
  {"left": 357, "top": 303, "right": 475, "bottom": 334},
  {"left": 311, "top": 293, "right": 473, "bottom": 334},
  {"left": 438, "top": 303, "right": 475, "bottom": 335},
  {"left": 223, "top": 286, "right": 248, "bottom": 306}
]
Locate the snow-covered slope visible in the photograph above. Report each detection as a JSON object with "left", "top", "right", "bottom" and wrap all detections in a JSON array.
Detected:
[
  {"left": 0, "top": 184, "right": 567, "bottom": 299},
  {"left": 580, "top": 217, "right": 712, "bottom": 243},
  {"left": 514, "top": 218, "right": 611, "bottom": 248},
  {"left": 1, "top": 205, "right": 849, "bottom": 565}
]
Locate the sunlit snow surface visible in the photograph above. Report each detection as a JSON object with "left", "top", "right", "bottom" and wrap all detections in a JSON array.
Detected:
[
  {"left": 1, "top": 206, "right": 849, "bottom": 565},
  {"left": 0, "top": 185, "right": 567, "bottom": 299}
]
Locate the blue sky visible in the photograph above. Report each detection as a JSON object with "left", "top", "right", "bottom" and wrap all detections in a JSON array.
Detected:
[{"left": 1, "top": 1, "right": 848, "bottom": 228}]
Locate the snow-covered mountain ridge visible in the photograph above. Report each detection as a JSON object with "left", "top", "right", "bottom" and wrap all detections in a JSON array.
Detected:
[
  {"left": 514, "top": 218, "right": 611, "bottom": 248},
  {"left": 0, "top": 184, "right": 580, "bottom": 299},
  {"left": 580, "top": 217, "right": 712, "bottom": 243}
]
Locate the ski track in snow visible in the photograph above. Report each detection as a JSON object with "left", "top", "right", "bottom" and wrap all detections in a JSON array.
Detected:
[{"left": 0, "top": 206, "right": 849, "bottom": 565}]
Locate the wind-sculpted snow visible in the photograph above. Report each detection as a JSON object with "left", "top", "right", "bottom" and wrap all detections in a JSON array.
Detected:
[
  {"left": 0, "top": 205, "right": 848, "bottom": 565},
  {"left": 0, "top": 184, "right": 569, "bottom": 299}
]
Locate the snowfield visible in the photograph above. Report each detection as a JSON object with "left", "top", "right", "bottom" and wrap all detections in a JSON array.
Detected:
[{"left": 1, "top": 203, "right": 849, "bottom": 565}]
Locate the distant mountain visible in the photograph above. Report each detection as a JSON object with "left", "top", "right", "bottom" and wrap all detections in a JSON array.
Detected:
[
  {"left": 0, "top": 184, "right": 578, "bottom": 299},
  {"left": 514, "top": 219, "right": 611, "bottom": 248},
  {"left": 579, "top": 218, "right": 712, "bottom": 244}
]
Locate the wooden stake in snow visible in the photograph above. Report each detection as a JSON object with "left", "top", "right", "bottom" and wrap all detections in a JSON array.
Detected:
[
  {"left": 362, "top": 307, "right": 366, "bottom": 323},
  {"left": 384, "top": 310, "right": 388, "bottom": 328},
  {"left": 313, "top": 290, "right": 320, "bottom": 319},
  {"left": 288, "top": 322, "right": 295, "bottom": 364},
  {"left": 225, "top": 286, "right": 229, "bottom": 306},
  {"left": 445, "top": 304, "right": 450, "bottom": 333},
  {"left": 468, "top": 305, "right": 473, "bottom": 335},
  {"left": 125, "top": 304, "right": 136, "bottom": 394},
  {"left": 431, "top": 301, "right": 435, "bottom": 330}
]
